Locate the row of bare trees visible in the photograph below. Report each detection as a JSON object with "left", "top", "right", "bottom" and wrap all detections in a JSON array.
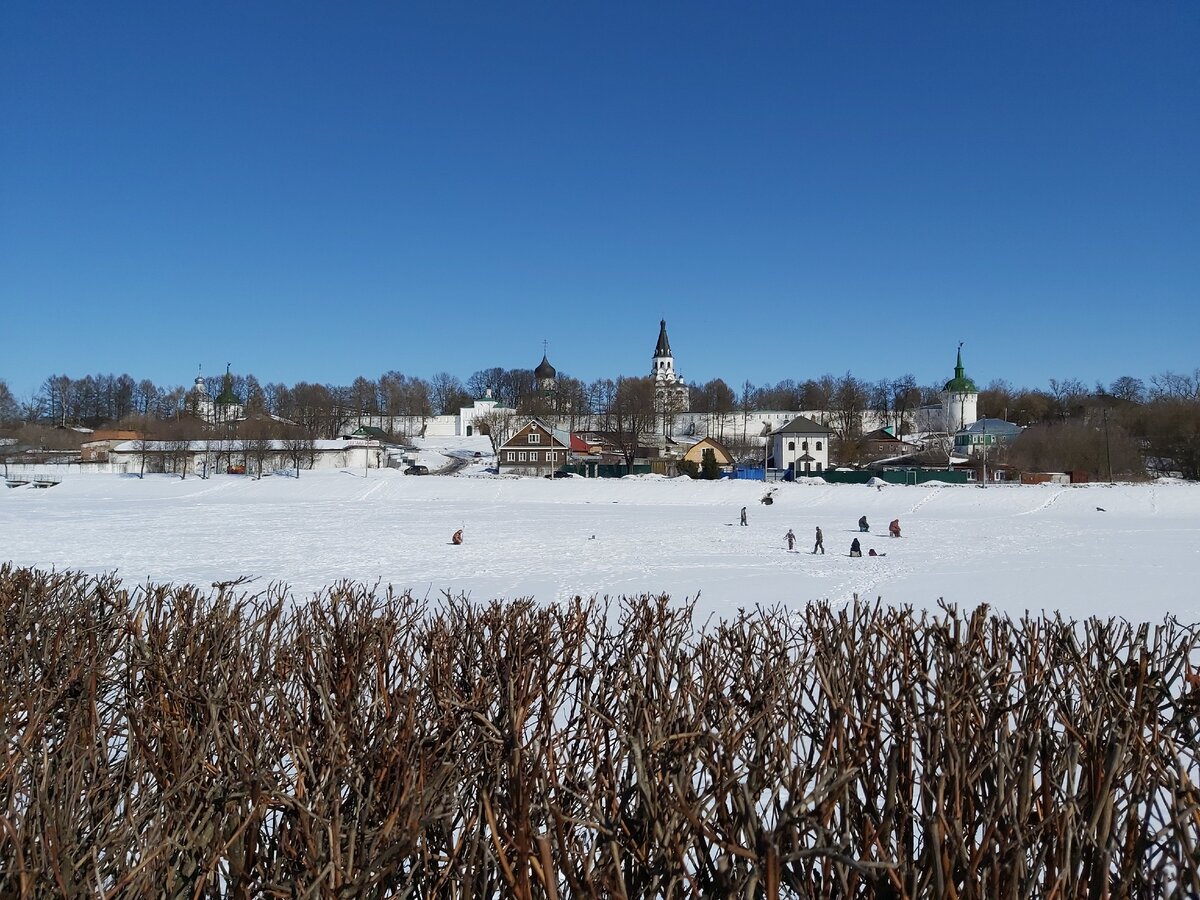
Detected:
[
  {"left": 7, "top": 367, "right": 1200, "bottom": 478},
  {"left": 3, "top": 564, "right": 1198, "bottom": 897}
]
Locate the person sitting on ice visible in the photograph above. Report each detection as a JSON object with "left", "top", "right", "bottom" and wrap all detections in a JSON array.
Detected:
[
  {"left": 858, "top": 516, "right": 870, "bottom": 533},
  {"left": 850, "top": 537, "right": 862, "bottom": 558},
  {"left": 889, "top": 519, "right": 901, "bottom": 538},
  {"left": 452, "top": 528, "right": 464, "bottom": 545}
]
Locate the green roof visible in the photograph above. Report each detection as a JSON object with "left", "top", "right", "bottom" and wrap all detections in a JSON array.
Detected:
[
  {"left": 943, "top": 347, "right": 977, "bottom": 393},
  {"left": 215, "top": 366, "right": 241, "bottom": 405}
]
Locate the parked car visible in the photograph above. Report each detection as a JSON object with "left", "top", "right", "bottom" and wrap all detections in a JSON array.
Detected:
[
  {"left": 473, "top": 451, "right": 483, "bottom": 458},
  {"left": 545, "top": 469, "right": 576, "bottom": 479},
  {"left": 404, "top": 464, "right": 430, "bottom": 475}
]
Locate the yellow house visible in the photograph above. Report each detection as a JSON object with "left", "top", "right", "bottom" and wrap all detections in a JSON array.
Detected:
[{"left": 681, "top": 436, "right": 735, "bottom": 471}]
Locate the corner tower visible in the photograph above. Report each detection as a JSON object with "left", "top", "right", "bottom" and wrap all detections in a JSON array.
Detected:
[{"left": 940, "top": 343, "right": 978, "bottom": 434}]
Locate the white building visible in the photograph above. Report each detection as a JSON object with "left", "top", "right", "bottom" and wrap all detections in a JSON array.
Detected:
[
  {"left": 109, "top": 438, "right": 383, "bottom": 476},
  {"left": 770, "top": 415, "right": 833, "bottom": 474}
]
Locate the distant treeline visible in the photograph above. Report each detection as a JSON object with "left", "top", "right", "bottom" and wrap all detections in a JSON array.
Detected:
[
  {"left": 2, "top": 564, "right": 1198, "bottom": 897},
  {"left": 3, "top": 367, "right": 1200, "bottom": 478}
]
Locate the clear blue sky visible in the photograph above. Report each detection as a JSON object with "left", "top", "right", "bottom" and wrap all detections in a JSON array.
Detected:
[{"left": 2, "top": 2, "right": 1197, "bottom": 401}]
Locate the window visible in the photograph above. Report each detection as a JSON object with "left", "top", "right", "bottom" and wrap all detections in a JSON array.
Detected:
[
  {"left": 816, "top": 462, "right": 822, "bottom": 472},
  {"left": 816, "top": 441, "right": 823, "bottom": 451},
  {"left": 507, "top": 451, "right": 515, "bottom": 461},
  {"left": 548, "top": 451, "right": 558, "bottom": 461},
  {"left": 528, "top": 432, "right": 540, "bottom": 444},
  {"left": 529, "top": 451, "right": 538, "bottom": 462},
  {"left": 801, "top": 441, "right": 808, "bottom": 451},
  {"left": 518, "top": 451, "right": 526, "bottom": 461},
  {"left": 788, "top": 441, "right": 795, "bottom": 451}
]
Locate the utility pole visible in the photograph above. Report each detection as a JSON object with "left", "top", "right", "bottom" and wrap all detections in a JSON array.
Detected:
[
  {"left": 1103, "top": 408, "right": 1113, "bottom": 484},
  {"left": 981, "top": 420, "right": 988, "bottom": 487}
]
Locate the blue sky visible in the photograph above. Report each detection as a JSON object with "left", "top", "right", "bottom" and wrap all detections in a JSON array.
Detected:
[{"left": 2, "top": 2, "right": 1197, "bottom": 401}]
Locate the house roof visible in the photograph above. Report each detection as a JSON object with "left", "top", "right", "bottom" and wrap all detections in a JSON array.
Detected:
[
  {"left": 773, "top": 414, "right": 830, "bottom": 435},
  {"left": 551, "top": 428, "right": 590, "bottom": 453},
  {"left": 499, "top": 417, "right": 585, "bottom": 452},
  {"left": 958, "top": 418, "right": 1022, "bottom": 437},
  {"left": 682, "top": 436, "right": 734, "bottom": 465}
]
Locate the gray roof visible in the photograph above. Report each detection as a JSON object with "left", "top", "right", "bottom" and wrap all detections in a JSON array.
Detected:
[
  {"left": 773, "top": 415, "right": 830, "bottom": 435},
  {"left": 959, "top": 418, "right": 1022, "bottom": 437}
]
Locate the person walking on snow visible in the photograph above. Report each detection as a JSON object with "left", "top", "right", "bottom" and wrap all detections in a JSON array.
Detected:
[
  {"left": 740, "top": 506, "right": 748, "bottom": 526},
  {"left": 813, "top": 526, "right": 824, "bottom": 554},
  {"left": 858, "top": 515, "right": 870, "bottom": 532},
  {"left": 785, "top": 528, "right": 795, "bottom": 550}
]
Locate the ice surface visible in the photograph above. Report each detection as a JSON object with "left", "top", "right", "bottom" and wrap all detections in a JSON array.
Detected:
[{"left": 3, "top": 469, "right": 1197, "bottom": 622}]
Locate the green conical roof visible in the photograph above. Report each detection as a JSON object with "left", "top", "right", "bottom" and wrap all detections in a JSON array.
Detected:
[
  {"left": 943, "top": 346, "right": 977, "bottom": 393},
  {"left": 215, "top": 365, "right": 240, "bottom": 405}
]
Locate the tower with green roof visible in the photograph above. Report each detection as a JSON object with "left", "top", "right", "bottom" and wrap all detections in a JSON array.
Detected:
[{"left": 939, "top": 343, "right": 978, "bottom": 434}]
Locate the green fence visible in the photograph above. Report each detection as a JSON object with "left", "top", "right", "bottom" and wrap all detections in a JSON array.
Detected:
[
  {"left": 797, "top": 468, "right": 971, "bottom": 485},
  {"left": 562, "top": 462, "right": 652, "bottom": 478}
]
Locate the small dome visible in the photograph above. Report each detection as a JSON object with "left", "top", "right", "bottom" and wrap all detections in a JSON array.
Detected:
[{"left": 534, "top": 354, "right": 556, "bottom": 380}]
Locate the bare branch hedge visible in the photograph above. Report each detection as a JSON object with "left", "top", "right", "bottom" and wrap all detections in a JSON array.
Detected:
[{"left": 2, "top": 564, "right": 1198, "bottom": 898}]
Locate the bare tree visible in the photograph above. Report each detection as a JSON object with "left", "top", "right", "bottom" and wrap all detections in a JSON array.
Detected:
[
  {"left": 1109, "top": 375, "right": 1146, "bottom": 404},
  {"left": 283, "top": 432, "right": 317, "bottom": 478},
  {"left": 0, "top": 380, "right": 19, "bottom": 427},
  {"left": 832, "top": 372, "right": 868, "bottom": 439},
  {"left": 611, "top": 376, "right": 657, "bottom": 472},
  {"left": 890, "top": 374, "right": 921, "bottom": 440},
  {"left": 1047, "top": 377, "right": 1088, "bottom": 421},
  {"left": 473, "top": 407, "right": 518, "bottom": 455}
]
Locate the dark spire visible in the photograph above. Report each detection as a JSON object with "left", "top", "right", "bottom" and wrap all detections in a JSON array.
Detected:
[{"left": 654, "top": 319, "right": 672, "bottom": 358}]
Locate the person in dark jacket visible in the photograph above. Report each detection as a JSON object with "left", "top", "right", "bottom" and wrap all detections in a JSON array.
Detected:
[
  {"left": 813, "top": 526, "right": 824, "bottom": 554},
  {"left": 858, "top": 516, "right": 870, "bottom": 532},
  {"left": 850, "top": 537, "right": 862, "bottom": 557},
  {"left": 784, "top": 528, "right": 795, "bottom": 550},
  {"left": 740, "top": 506, "right": 748, "bottom": 526}
]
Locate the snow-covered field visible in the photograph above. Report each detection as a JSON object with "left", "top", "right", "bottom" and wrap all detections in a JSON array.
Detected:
[{"left": 3, "top": 462, "right": 1199, "bottom": 623}]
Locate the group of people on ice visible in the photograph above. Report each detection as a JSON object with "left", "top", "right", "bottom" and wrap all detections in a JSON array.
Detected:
[{"left": 779, "top": 515, "right": 902, "bottom": 557}]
